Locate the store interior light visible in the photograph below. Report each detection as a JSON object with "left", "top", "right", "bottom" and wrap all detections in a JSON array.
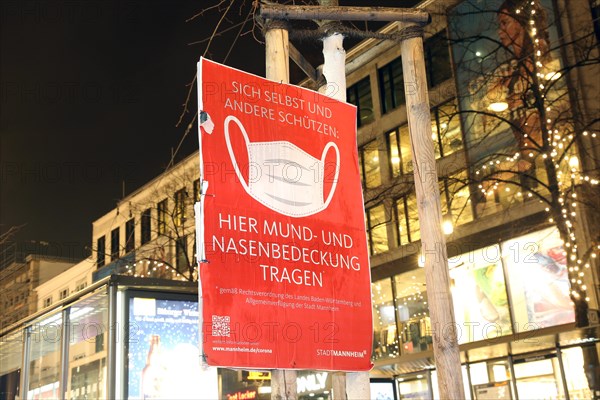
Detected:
[
  {"left": 488, "top": 102, "right": 509, "bottom": 112},
  {"left": 442, "top": 213, "right": 454, "bottom": 235},
  {"left": 569, "top": 155, "right": 580, "bottom": 169}
]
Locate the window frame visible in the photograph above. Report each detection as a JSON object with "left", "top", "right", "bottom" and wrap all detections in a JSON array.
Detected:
[
  {"left": 358, "top": 139, "right": 382, "bottom": 189},
  {"left": 424, "top": 30, "right": 452, "bottom": 88},
  {"left": 157, "top": 198, "right": 168, "bottom": 235},
  {"left": 110, "top": 227, "right": 120, "bottom": 261},
  {"left": 347, "top": 77, "right": 374, "bottom": 127},
  {"left": 96, "top": 236, "right": 106, "bottom": 267},
  {"left": 141, "top": 208, "right": 152, "bottom": 244},
  {"left": 366, "top": 203, "right": 389, "bottom": 255},
  {"left": 174, "top": 188, "right": 186, "bottom": 227},
  {"left": 378, "top": 56, "right": 405, "bottom": 114},
  {"left": 125, "top": 218, "right": 135, "bottom": 253}
]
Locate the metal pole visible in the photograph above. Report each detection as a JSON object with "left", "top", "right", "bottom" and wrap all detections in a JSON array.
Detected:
[
  {"left": 400, "top": 33, "right": 465, "bottom": 399},
  {"left": 107, "top": 283, "right": 117, "bottom": 399},
  {"left": 59, "top": 309, "right": 70, "bottom": 400},
  {"left": 20, "top": 327, "right": 31, "bottom": 399}
]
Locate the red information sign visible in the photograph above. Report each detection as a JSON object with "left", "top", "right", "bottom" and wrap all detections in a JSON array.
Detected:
[{"left": 197, "top": 58, "right": 372, "bottom": 371}]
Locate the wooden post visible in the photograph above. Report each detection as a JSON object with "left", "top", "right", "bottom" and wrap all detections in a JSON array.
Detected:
[
  {"left": 400, "top": 33, "right": 465, "bottom": 399},
  {"left": 265, "top": 20, "right": 290, "bottom": 84},
  {"left": 265, "top": 20, "right": 297, "bottom": 400},
  {"left": 317, "top": 0, "right": 370, "bottom": 397},
  {"left": 271, "top": 370, "right": 298, "bottom": 400}
]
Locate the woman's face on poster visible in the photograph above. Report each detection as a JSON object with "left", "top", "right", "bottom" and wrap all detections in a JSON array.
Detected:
[{"left": 498, "top": 10, "right": 523, "bottom": 50}]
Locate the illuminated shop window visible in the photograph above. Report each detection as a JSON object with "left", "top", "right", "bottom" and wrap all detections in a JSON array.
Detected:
[
  {"left": 68, "top": 293, "right": 108, "bottom": 399},
  {"left": 0, "top": 331, "right": 23, "bottom": 399},
  {"left": 347, "top": 77, "right": 374, "bottom": 127},
  {"left": 27, "top": 313, "right": 63, "bottom": 399},
  {"left": 501, "top": 227, "right": 575, "bottom": 330},
  {"left": 371, "top": 278, "right": 398, "bottom": 360},
  {"left": 561, "top": 346, "right": 595, "bottom": 399},
  {"left": 366, "top": 204, "right": 389, "bottom": 255},
  {"left": 448, "top": 245, "right": 512, "bottom": 343},
  {"left": 358, "top": 140, "right": 381, "bottom": 189},
  {"left": 513, "top": 356, "right": 566, "bottom": 399},
  {"left": 393, "top": 269, "right": 432, "bottom": 354}
]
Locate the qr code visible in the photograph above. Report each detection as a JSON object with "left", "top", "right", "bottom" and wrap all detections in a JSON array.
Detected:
[{"left": 211, "top": 315, "right": 230, "bottom": 337}]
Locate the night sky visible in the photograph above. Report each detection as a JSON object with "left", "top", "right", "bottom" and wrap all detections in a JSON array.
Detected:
[{"left": 0, "top": 0, "right": 403, "bottom": 259}]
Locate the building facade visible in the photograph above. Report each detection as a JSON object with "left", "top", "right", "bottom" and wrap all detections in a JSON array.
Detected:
[
  {"left": 0, "top": 255, "right": 75, "bottom": 329},
  {"left": 35, "top": 257, "right": 95, "bottom": 312},
  {"left": 2, "top": 0, "right": 599, "bottom": 398},
  {"left": 342, "top": 0, "right": 600, "bottom": 398}
]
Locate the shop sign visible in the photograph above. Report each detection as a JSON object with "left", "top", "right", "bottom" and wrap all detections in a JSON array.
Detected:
[
  {"left": 514, "top": 353, "right": 556, "bottom": 364},
  {"left": 245, "top": 371, "right": 271, "bottom": 380},
  {"left": 473, "top": 381, "right": 511, "bottom": 400},
  {"left": 297, "top": 372, "right": 329, "bottom": 394},
  {"left": 226, "top": 389, "right": 257, "bottom": 400},
  {"left": 197, "top": 58, "right": 372, "bottom": 371}
]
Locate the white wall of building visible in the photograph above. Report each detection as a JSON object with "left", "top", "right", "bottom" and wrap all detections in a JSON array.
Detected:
[{"left": 36, "top": 257, "right": 95, "bottom": 311}]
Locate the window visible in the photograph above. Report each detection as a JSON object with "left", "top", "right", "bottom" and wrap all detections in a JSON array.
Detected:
[
  {"left": 394, "top": 268, "right": 432, "bottom": 354},
  {"left": 157, "top": 199, "right": 168, "bottom": 235},
  {"left": 125, "top": 218, "right": 135, "bottom": 253},
  {"left": 379, "top": 57, "right": 405, "bottom": 114},
  {"left": 97, "top": 236, "right": 105, "bottom": 267},
  {"left": 347, "top": 77, "right": 374, "bottom": 126},
  {"left": 359, "top": 140, "right": 381, "bottom": 188},
  {"left": 440, "top": 171, "right": 473, "bottom": 228},
  {"left": 424, "top": 30, "right": 452, "bottom": 87},
  {"left": 366, "top": 204, "right": 389, "bottom": 255},
  {"left": 176, "top": 236, "right": 188, "bottom": 271},
  {"left": 59, "top": 288, "right": 69, "bottom": 300},
  {"left": 431, "top": 99, "right": 463, "bottom": 159},
  {"left": 141, "top": 208, "right": 151, "bottom": 244},
  {"left": 395, "top": 173, "right": 473, "bottom": 246},
  {"left": 387, "top": 100, "right": 463, "bottom": 178},
  {"left": 110, "top": 227, "right": 120, "bottom": 261},
  {"left": 193, "top": 179, "right": 201, "bottom": 202},
  {"left": 372, "top": 278, "right": 398, "bottom": 360},
  {"left": 387, "top": 125, "right": 412, "bottom": 177},
  {"left": 592, "top": 0, "right": 600, "bottom": 46},
  {"left": 394, "top": 193, "right": 420, "bottom": 245},
  {"left": 43, "top": 297, "right": 52, "bottom": 308},
  {"left": 75, "top": 281, "right": 87, "bottom": 292},
  {"left": 174, "top": 188, "right": 186, "bottom": 227}
]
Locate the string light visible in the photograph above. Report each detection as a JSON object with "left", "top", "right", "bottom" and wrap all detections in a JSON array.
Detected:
[{"left": 470, "top": 0, "right": 599, "bottom": 306}]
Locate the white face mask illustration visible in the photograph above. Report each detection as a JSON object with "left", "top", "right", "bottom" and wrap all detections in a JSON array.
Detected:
[{"left": 224, "top": 115, "right": 340, "bottom": 218}]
